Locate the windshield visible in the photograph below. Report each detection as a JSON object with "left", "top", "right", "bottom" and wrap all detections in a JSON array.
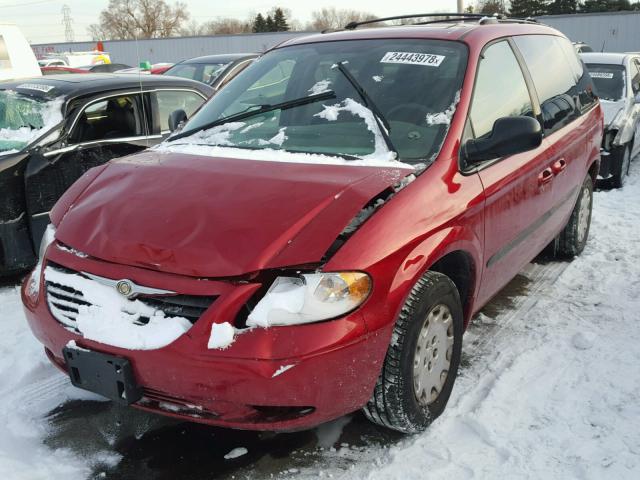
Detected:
[
  {"left": 0, "top": 91, "right": 63, "bottom": 154},
  {"left": 587, "top": 64, "right": 626, "bottom": 101},
  {"left": 165, "top": 39, "right": 468, "bottom": 164},
  {"left": 165, "top": 62, "right": 231, "bottom": 84}
]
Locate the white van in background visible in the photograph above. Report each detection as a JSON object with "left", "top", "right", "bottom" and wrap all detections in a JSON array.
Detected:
[
  {"left": 0, "top": 24, "right": 41, "bottom": 81},
  {"left": 38, "top": 51, "right": 112, "bottom": 68}
]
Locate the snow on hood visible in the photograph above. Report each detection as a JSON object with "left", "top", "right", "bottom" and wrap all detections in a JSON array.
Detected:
[{"left": 54, "top": 151, "right": 413, "bottom": 277}]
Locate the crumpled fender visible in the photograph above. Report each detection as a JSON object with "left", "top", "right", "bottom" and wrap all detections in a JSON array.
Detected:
[{"left": 602, "top": 98, "right": 638, "bottom": 147}]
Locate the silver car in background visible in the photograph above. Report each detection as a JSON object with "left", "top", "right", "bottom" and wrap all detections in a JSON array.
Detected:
[{"left": 582, "top": 52, "right": 640, "bottom": 188}]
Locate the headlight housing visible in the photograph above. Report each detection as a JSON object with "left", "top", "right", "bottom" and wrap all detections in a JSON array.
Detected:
[
  {"left": 26, "top": 224, "right": 56, "bottom": 301},
  {"left": 246, "top": 272, "right": 372, "bottom": 327}
]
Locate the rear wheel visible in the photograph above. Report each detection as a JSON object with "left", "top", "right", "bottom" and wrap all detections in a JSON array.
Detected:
[
  {"left": 362, "top": 271, "right": 463, "bottom": 433},
  {"left": 557, "top": 174, "right": 593, "bottom": 258},
  {"left": 610, "top": 144, "right": 631, "bottom": 189}
]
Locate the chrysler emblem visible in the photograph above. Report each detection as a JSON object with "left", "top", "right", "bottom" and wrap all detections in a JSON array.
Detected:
[
  {"left": 116, "top": 280, "right": 133, "bottom": 297},
  {"left": 82, "top": 272, "right": 176, "bottom": 298}
]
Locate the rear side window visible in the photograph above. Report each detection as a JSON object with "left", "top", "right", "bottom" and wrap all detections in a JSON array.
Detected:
[
  {"left": 514, "top": 35, "right": 585, "bottom": 134},
  {"left": 469, "top": 41, "right": 534, "bottom": 140},
  {"left": 556, "top": 37, "right": 598, "bottom": 112},
  {"left": 70, "top": 94, "right": 142, "bottom": 143}
]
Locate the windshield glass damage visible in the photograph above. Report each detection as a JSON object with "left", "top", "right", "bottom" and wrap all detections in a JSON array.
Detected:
[
  {"left": 0, "top": 90, "right": 63, "bottom": 154},
  {"left": 160, "top": 39, "right": 468, "bottom": 165}
]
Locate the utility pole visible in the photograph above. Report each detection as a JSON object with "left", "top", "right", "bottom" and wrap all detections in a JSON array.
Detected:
[
  {"left": 62, "top": 4, "right": 74, "bottom": 43},
  {"left": 457, "top": 0, "right": 464, "bottom": 13}
]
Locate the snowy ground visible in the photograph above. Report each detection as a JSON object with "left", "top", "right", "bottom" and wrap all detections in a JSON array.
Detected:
[{"left": 1, "top": 162, "right": 639, "bottom": 479}]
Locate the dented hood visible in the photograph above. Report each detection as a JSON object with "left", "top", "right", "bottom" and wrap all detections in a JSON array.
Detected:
[{"left": 55, "top": 151, "right": 411, "bottom": 277}]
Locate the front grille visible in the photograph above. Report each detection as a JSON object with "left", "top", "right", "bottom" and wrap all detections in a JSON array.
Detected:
[
  {"left": 140, "top": 295, "right": 215, "bottom": 323},
  {"left": 45, "top": 265, "right": 217, "bottom": 331},
  {"left": 46, "top": 281, "right": 91, "bottom": 329}
]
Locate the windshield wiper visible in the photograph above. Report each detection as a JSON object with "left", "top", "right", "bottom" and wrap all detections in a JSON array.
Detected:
[
  {"left": 334, "top": 62, "right": 398, "bottom": 158},
  {"left": 168, "top": 91, "right": 336, "bottom": 142}
]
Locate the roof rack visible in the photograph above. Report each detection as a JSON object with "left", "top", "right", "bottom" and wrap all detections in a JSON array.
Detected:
[
  {"left": 344, "top": 13, "right": 486, "bottom": 30},
  {"left": 340, "top": 12, "right": 538, "bottom": 31}
]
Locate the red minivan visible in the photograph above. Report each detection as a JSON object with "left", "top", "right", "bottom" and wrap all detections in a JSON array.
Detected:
[{"left": 22, "top": 16, "right": 603, "bottom": 433}]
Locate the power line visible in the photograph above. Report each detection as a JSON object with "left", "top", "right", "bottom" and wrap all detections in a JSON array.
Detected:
[{"left": 62, "top": 4, "right": 74, "bottom": 42}]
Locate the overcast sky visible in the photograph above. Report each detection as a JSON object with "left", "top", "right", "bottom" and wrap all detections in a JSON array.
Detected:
[{"left": 0, "top": 0, "right": 462, "bottom": 44}]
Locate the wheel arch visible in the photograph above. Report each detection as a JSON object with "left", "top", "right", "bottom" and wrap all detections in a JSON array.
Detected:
[
  {"left": 428, "top": 250, "right": 476, "bottom": 326},
  {"left": 588, "top": 156, "right": 600, "bottom": 187},
  {"left": 384, "top": 226, "right": 483, "bottom": 330}
]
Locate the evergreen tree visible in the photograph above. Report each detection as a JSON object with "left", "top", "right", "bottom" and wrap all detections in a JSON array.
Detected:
[
  {"left": 265, "top": 15, "right": 275, "bottom": 31},
  {"left": 580, "top": 0, "right": 632, "bottom": 11},
  {"left": 252, "top": 13, "right": 266, "bottom": 33},
  {"left": 509, "top": 0, "right": 551, "bottom": 16},
  {"left": 548, "top": 0, "right": 578, "bottom": 13},
  {"left": 272, "top": 8, "right": 290, "bottom": 31}
]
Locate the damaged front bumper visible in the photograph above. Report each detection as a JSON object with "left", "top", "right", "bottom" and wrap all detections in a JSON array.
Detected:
[{"left": 22, "top": 245, "right": 387, "bottom": 431}]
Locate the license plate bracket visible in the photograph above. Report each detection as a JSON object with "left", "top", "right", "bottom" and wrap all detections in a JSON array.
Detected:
[{"left": 62, "top": 346, "right": 142, "bottom": 405}]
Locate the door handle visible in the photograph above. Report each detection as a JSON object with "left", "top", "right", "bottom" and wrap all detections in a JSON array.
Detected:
[
  {"left": 538, "top": 168, "right": 554, "bottom": 186},
  {"left": 552, "top": 158, "right": 567, "bottom": 174}
]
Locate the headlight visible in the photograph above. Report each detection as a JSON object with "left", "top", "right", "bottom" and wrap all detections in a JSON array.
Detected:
[
  {"left": 38, "top": 224, "right": 56, "bottom": 260},
  {"left": 246, "top": 272, "right": 372, "bottom": 327},
  {"left": 26, "top": 224, "right": 56, "bottom": 301}
]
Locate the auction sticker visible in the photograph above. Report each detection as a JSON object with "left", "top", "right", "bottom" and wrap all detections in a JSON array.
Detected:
[
  {"left": 380, "top": 52, "right": 445, "bottom": 67},
  {"left": 17, "top": 83, "right": 55, "bottom": 93},
  {"left": 589, "top": 72, "right": 614, "bottom": 79}
]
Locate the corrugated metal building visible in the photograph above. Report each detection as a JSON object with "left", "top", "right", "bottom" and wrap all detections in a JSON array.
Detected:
[
  {"left": 31, "top": 31, "right": 312, "bottom": 66},
  {"left": 538, "top": 11, "right": 640, "bottom": 53}
]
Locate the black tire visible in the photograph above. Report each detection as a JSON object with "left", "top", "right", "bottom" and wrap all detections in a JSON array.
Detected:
[
  {"left": 362, "top": 271, "right": 463, "bottom": 433},
  {"left": 610, "top": 144, "right": 631, "bottom": 189},
  {"left": 557, "top": 174, "right": 593, "bottom": 258}
]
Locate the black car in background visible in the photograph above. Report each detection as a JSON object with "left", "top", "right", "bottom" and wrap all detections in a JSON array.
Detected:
[
  {"left": 163, "top": 53, "right": 258, "bottom": 91},
  {"left": 0, "top": 74, "right": 213, "bottom": 275},
  {"left": 79, "top": 63, "right": 132, "bottom": 73}
]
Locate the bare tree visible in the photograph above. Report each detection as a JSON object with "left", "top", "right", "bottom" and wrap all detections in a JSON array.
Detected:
[
  {"left": 180, "top": 19, "right": 203, "bottom": 36},
  {"left": 199, "top": 18, "right": 252, "bottom": 35},
  {"left": 308, "top": 7, "right": 377, "bottom": 31},
  {"left": 88, "top": 0, "right": 189, "bottom": 40}
]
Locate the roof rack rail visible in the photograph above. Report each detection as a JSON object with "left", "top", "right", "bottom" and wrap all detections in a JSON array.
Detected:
[
  {"left": 339, "top": 12, "right": 539, "bottom": 31},
  {"left": 343, "top": 13, "right": 487, "bottom": 30}
]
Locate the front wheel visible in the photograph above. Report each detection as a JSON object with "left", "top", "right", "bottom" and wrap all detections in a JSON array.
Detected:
[
  {"left": 362, "top": 271, "right": 463, "bottom": 433},
  {"left": 556, "top": 174, "right": 594, "bottom": 258}
]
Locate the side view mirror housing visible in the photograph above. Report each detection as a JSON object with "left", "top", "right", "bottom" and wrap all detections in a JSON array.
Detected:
[
  {"left": 634, "top": 92, "right": 640, "bottom": 105},
  {"left": 168, "top": 109, "right": 188, "bottom": 132},
  {"left": 463, "top": 116, "right": 543, "bottom": 164}
]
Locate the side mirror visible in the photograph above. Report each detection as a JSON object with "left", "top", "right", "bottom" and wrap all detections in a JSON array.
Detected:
[
  {"left": 168, "top": 109, "right": 188, "bottom": 132},
  {"left": 634, "top": 92, "right": 640, "bottom": 105},
  {"left": 463, "top": 116, "right": 542, "bottom": 164}
]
